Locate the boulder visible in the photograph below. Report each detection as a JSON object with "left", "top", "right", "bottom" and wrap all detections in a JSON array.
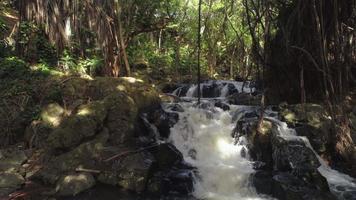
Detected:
[
  {"left": 227, "top": 93, "right": 261, "bottom": 105},
  {"left": 271, "top": 135, "right": 320, "bottom": 172},
  {"left": 55, "top": 173, "right": 95, "bottom": 196},
  {"left": 0, "top": 148, "right": 27, "bottom": 173},
  {"left": 150, "top": 143, "right": 183, "bottom": 170},
  {"left": 104, "top": 93, "right": 138, "bottom": 144},
  {"left": 40, "top": 103, "right": 65, "bottom": 127},
  {"left": 33, "top": 130, "right": 109, "bottom": 184},
  {"left": 117, "top": 152, "right": 154, "bottom": 193},
  {"left": 24, "top": 120, "right": 53, "bottom": 148},
  {"left": 145, "top": 106, "right": 179, "bottom": 138},
  {"left": 272, "top": 172, "right": 336, "bottom": 200},
  {"left": 46, "top": 101, "right": 107, "bottom": 150},
  {"left": 0, "top": 172, "right": 25, "bottom": 197},
  {"left": 246, "top": 120, "right": 273, "bottom": 170}
]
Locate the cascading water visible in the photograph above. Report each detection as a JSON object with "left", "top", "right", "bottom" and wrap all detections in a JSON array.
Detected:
[
  {"left": 166, "top": 81, "right": 269, "bottom": 200},
  {"left": 165, "top": 80, "right": 356, "bottom": 200},
  {"left": 168, "top": 102, "right": 265, "bottom": 200}
]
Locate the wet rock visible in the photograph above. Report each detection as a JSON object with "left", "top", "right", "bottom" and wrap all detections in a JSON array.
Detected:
[
  {"left": 172, "top": 85, "right": 190, "bottom": 97},
  {"left": 163, "top": 103, "right": 184, "bottom": 112},
  {"left": 271, "top": 135, "right": 320, "bottom": 172},
  {"left": 56, "top": 173, "right": 95, "bottom": 196},
  {"left": 214, "top": 101, "right": 230, "bottom": 111},
  {"left": 343, "top": 191, "right": 356, "bottom": 200},
  {"left": 272, "top": 172, "right": 336, "bottom": 200},
  {"left": 117, "top": 152, "right": 154, "bottom": 193},
  {"left": 294, "top": 124, "right": 330, "bottom": 154},
  {"left": 246, "top": 120, "right": 273, "bottom": 170},
  {"left": 147, "top": 169, "right": 194, "bottom": 195},
  {"left": 145, "top": 106, "right": 179, "bottom": 138},
  {"left": 227, "top": 93, "right": 261, "bottom": 105},
  {"left": 150, "top": 143, "right": 183, "bottom": 170},
  {"left": 202, "top": 84, "right": 219, "bottom": 98},
  {"left": 251, "top": 171, "right": 273, "bottom": 195}
]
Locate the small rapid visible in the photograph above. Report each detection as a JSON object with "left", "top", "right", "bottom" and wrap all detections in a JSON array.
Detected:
[{"left": 168, "top": 102, "right": 266, "bottom": 200}]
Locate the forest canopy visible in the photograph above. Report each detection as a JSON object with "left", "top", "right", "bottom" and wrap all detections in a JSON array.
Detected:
[{"left": 0, "top": 0, "right": 355, "bottom": 103}]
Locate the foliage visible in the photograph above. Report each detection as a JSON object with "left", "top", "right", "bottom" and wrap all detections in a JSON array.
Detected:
[
  {"left": 17, "top": 22, "right": 58, "bottom": 64},
  {"left": 0, "top": 16, "right": 8, "bottom": 58}
]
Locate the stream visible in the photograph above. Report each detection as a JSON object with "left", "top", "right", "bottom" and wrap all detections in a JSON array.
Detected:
[
  {"left": 165, "top": 81, "right": 356, "bottom": 200},
  {"left": 64, "top": 80, "right": 356, "bottom": 200}
]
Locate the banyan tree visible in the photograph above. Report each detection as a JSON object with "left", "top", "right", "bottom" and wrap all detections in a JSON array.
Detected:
[{"left": 16, "top": 0, "right": 168, "bottom": 76}]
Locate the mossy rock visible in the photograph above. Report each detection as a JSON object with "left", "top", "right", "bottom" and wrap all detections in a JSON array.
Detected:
[
  {"left": 103, "top": 93, "right": 138, "bottom": 144},
  {"left": 35, "top": 130, "right": 109, "bottom": 184},
  {"left": 40, "top": 103, "right": 65, "bottom": 127},
  {"left": 87, "top": 77, "right": 160, "bottom": 111},
  {"left": 55, "top": 173, "right": 95, "bottom": 196},
  {"left": 46, "top": 101, "right": 107, "bottom": 150},
  {"left": 61, "top": 77, "right": 90, "bottom": 102}
]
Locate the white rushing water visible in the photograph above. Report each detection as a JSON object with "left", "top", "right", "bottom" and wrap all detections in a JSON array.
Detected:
[
  {"left": 168, "top": 102, "right": 269, "bottom": 200},
  {"left": 167, "top": 80, "right": 356, "bottom": 200},
  {"left": 172, "top": 80, "right": 256, "bottom": 99}
]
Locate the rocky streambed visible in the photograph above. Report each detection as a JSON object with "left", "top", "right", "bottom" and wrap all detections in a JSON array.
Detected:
[{"left": 1, "top": 79, "right": 356, "bottom": 200}]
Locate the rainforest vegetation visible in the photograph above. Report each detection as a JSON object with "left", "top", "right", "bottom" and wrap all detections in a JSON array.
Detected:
[{"left": 0, "top": 0, "right": 356, "bottom": 200}]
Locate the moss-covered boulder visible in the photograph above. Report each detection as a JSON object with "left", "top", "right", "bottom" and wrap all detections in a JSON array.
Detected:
[
  {"left": 55, "top": 173, "right": 95, "bottom": 196},
  {"left": 46, "top": 101, "right": 107, "bottom": 150},
  {"left": 280, "top": 104, "right": 334, "bottom": 154},
  {"left": 34, "top": 130, "right": 109, "bottom": 184},
  {"left": 40, "top": 103, "right": 65, "bottom": 127}
]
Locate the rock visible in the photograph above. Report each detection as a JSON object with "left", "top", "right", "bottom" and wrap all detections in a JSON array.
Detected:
[
  {"left": 147, "top": 169, "right": 194, "bottom": 195},
  {"left": 104, "top": 93, "right": 138, "bottom": 144},
  {"left": 46, "top": 101, "right": 107, "bottom": 150},
  {"left": 245, "top": 120, "right": 273, "bottom": 170},
  {"left": 24, "top": 120, "right": 53, "bottom": 148},
  {"left": 150, "top": 143, "right": 183, "bottom": 170},
  {"left": 214, "top": 101, "right": 230, "bottom": 111},
  {"left": 271, "top": 172, "right": 336, "bottom": 200},
  {"left": 0, "top": 148, "right": 27, "bottom": 173},
  {"left": 117, "top": 152, "right": 154, "bottom": 193},
  {"left": 40, "top": 103, "right": 65, "bottom": 127},
  {"left": 295, "top": 121, "right": 334, "bottom": 154},
  {"left": 227, "top": 93, "right": 261, "bottom": 105},
  {"left": 55, "top": 173, "right": 95, "bottom": 196},
  {"left": 251, "top": 171, "right": 273, "bottom": 195},
  {"left": 145, "top": 106, "right": 179, "bottom": 138},
  {"left": 87, "top": 77, "right": 160, "bottom": 112},
  {"left": 0, "top": 172, "right": 25, "bottom": 196},
  {"left": 271, "top": 135, "right": 320, "bottom": 172},
  {"left": 34, "top": 130, "right": 109, "bottom": 184},
  {"left": 202, "top": 83, "right": 219, "bottom": 98}
]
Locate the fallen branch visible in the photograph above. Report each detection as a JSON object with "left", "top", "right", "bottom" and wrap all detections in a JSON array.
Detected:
[
  {"left": 75, "top": 167, "right": 101, "bottom": 174},
  {"left": 104, "top": 144, "right": 160, "bottom": 162}
]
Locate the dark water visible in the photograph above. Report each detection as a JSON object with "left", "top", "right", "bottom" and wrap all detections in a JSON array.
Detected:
[{"left": 59, "top": 184, "right": 197, "bottom": 200}]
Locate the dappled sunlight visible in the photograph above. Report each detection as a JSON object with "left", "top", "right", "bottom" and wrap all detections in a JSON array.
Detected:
[
  {"left": 116, "top": 84, "right": 126, "bottom": 92},
  {"left": 121, "top": 77, "right": 144, "bottom": 84},
  {"left": 77, "top": 107, "right": 92, "bottom": 116}
]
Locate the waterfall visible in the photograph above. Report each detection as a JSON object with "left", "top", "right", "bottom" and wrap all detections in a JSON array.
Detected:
[
  {"left": 166, "top": 80, "right": 356, "bottom": 200},
  {"left": 168, "top": 102, "right": 268, "bottom": 200}
]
